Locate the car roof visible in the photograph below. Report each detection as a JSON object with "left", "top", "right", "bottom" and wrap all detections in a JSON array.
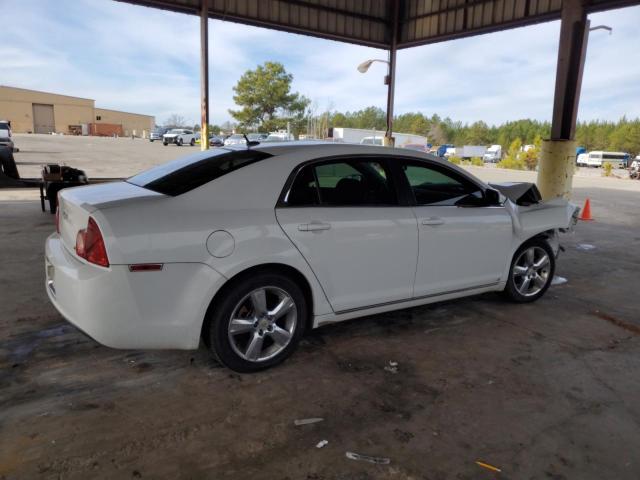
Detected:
[
  {"left": 247, "top": 140, "right": 433, "bottom": 158},
  {"left": 222, "top": 141, "right": 467, "bottom": 171}
]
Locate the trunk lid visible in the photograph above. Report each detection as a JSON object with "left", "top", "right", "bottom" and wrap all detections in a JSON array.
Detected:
[{"left": 57, "top": 182, "right": 164, "bottom": 254}]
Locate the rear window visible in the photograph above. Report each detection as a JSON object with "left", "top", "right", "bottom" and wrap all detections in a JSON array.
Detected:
[{"left": 128, "top": 149, "right": 271, "bottom": 196}]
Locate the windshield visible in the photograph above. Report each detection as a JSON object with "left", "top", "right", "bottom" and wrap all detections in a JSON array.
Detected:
[
  {"left": 128, "top": 149, "right": 272, "bottom": 196},
  {"left": 167, "top": 129, "right": 182, "bottom": 134}
]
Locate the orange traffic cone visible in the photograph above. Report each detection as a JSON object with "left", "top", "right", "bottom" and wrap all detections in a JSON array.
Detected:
[{"left": 579, "top": 198, "right": 594, "bottom": 221}]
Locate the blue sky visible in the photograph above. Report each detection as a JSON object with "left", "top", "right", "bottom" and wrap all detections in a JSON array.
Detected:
[{"left": 3, "top": 0, "right": 639, "bottom": 127}]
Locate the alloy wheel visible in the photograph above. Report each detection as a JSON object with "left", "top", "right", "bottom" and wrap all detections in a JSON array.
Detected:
[
  {"left": 227, "top": 286, "right": 297, "bottom": 362},
  {"left": 512, "top": 246, "right": 551, "bottom": 297}
]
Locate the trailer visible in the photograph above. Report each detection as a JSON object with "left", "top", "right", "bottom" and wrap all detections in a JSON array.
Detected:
[
  {"left": 452, "top": 145, "right": 487, "bottom": 159},
  {"left": 329, "top": 127, "right": 427, "bottom": 147}
]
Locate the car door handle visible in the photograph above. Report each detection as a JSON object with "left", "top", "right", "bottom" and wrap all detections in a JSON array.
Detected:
[
  {"left": 421, "top": 217, "right": 445, "bottom": 226},
  {"left": 298, "top": 222, "right": 331, "bottom": 232}
]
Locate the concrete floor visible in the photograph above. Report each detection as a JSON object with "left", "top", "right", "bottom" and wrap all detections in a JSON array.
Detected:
[{"left": 1, "top": 136, "right": 640, "bottom": 479}]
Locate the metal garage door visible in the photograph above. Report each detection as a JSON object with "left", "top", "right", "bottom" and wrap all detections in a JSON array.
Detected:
[{"left": 33, "top": 104, "right": 55, "bottom": 134}]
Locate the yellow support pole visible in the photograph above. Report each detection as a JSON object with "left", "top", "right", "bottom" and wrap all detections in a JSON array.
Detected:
[
  {"left": 200, "top": 0, "right": 210, "bottom": 151},
  {"left": 536, "top": 139, "right": 576, "bottom": 200}
]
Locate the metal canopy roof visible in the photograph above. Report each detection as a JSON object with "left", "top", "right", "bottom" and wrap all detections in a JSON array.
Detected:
[{"left": 118, "top": 0, "right": 638, "bottom": 49}]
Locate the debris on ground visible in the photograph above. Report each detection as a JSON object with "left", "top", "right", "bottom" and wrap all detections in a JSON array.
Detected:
[
  {"left": 551, "top": 275, "right": 568, "bottom": 286},
  {"left": 345, "top": 451, "right": 391, "bottom": 464},
  {"left": 384, "top": 361, "right": 398, "bottom": 374},
  {"left": 294, "top": 417, "right": 324, "bottom": 426},
  {"left": 316, "top": 440, "right": 328, "bottom": 449},
  {"left": 576, "top": 243, "right": 596, "bottom": 251},
  {"left": 475, "top": 460, "right": 502, "bottom": 472}
]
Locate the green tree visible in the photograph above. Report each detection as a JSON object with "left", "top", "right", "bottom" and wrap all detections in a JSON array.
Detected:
[
  {"left": 465, "top": 121, "right": 492, "bottom": 145},
  {"left": 498, "top": 138, "right": 526, "bottom": 170},
  {"left": 229, "top": 61, "right": 310, "bottom": 133}
]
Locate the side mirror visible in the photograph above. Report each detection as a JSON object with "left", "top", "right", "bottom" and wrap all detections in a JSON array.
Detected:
[{"left": 484, "top": 188, "right": 501, "bottom": 206}]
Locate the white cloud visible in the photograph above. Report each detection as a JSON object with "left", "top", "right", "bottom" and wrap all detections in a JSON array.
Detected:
[{"left": 1, "top": 1, "right": 639, "bottom": 127}]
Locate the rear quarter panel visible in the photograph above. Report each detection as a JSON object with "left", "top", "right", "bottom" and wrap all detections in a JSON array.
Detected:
[{"left": 97, "top": 155, "right": 334, "bottom": 316}]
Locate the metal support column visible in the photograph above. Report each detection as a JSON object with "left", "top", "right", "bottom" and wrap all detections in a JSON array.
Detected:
[
  {"left": 537, "top": 0, "right": 588, "bottom": 199},
  {"left": 200, "top": 0, "right": 210, "bottom": 151},
  {"left": 384, "top": 0, "right": 399, "bottom": 147}
]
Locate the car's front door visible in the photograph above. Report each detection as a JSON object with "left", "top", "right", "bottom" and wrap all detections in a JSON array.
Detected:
[
  {"left": 276, "top": 157, "right": 418, "bottom": 313},
  {"left": 398, "top": 160, "right": 513, "bottom": 297}
]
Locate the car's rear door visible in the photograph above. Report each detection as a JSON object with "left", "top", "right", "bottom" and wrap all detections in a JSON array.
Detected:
[
  {"left": 276, "top": 157, "right": 418, "bottom": 313},
  {"left": 397, "top": 159, "right": 513, "bottom": 297}
]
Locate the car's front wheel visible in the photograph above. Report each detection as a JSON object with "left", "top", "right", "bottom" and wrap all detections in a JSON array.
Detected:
[
  {"left": 205, "top": 273, "right": 307, "bottom": 372},
  {"left": 177, "top": 138, "right": 183, "bottom": 146},
  {"left": 190, "top": 138, "right": 195, "bottom": 146},
  {"left": 504, "top": 238, "right": 555, "bottom": 303},
  {"left": 163, "top": 141, "right": 168, "bottom": 146}
]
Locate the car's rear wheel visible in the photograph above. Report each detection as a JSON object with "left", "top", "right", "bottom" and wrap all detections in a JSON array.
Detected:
[
  {"left": 504, "top": 238, "right": 555, "bottom": 303},
  {"left": 205, "top": 273, "right": 307, "bottom": 372}
]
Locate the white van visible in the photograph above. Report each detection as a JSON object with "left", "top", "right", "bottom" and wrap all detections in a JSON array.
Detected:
[
  {"left": 576, "top": 153, "right": 589, "bottom": 166},
  {"left": 586, "top": 151, "right": 628, "bottom": 168}
]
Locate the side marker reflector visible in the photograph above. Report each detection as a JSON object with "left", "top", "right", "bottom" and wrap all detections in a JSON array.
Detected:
[{"left": 129, "top": 264, "right": 164, "bottom": 272}]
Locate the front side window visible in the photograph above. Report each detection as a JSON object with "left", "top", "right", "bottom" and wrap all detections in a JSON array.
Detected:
[
  {"left": 286, "top": 159, "right": 396, "bottom": 207},
  {"left": 402, "top": 162, "right": 482, "bottom": 206}
]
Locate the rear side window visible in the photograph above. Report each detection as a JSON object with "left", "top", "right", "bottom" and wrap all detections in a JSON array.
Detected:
[
  {"left": 285, "top": 159, "right": 396, "bottom": 206},
  {"left": 128, "top": 149, "right": 271, "bottom": 196}
]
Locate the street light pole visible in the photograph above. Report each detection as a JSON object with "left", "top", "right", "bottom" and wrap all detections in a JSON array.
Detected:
[{"left": 385, "top": 0, "right": 399, "bottom": 147}]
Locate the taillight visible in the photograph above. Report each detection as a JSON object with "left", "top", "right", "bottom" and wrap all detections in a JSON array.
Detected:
[{"left": 75, "top": 217, "right": 109, "bottom": 267}]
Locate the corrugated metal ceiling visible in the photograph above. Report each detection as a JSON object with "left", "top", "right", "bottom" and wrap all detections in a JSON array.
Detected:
[{"left": 117, "top": 0, "right": 640, "bottom": 49}]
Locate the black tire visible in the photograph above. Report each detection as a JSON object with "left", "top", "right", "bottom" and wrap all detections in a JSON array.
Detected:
[
  {"left": 504, "top": 238, "right": 555, "bottom": 303},
  {"left": 163, "top": 142, "right": 168, "bottom": 146},
  {"left": 150, "top": 139, "right": 154, "bottom": 143},
  {"left": 190, "top": 138, "right": 195, "bottom": 146},
  {"left": 177, "top": 138, "right": 183, "bottom": 146},
  {"left": 204, "top": 272, "right": 308, "bottom": 372}
]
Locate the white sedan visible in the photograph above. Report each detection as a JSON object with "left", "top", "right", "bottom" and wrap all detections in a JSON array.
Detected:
[{"left": 45, "top": 143, "right": 578, "bottom": 372}]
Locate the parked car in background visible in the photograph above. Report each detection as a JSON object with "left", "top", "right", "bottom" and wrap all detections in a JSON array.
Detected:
[
  {"left": 266, "top": 132, "right": 295, "bottom": 142},
  {"left": 46, "top": 143, "right": 578, "bottom": 372},
  {"left": 360, "top": 136, "right": 384, "bottom": 146},
  {"left": 224, "top": 134, "right": 247, "bottom": 146},
  {"left": 585, "top": 151, "right": 629, "bottom": 168},
  {"left": 0, "top": 120, "right": 15, "bottom": 152},
  {"left": 483, "top": 145, "right": 502, "bottom": 163},
  {"left": 209, "top": 135, "right": 224, "bottom": 147},
  {"left": 247, "top": 133, "right": 268, "bottom": 142},
  {"left": 163, "top": 128, "right": 196, "bottom": 146},
  {"left": 150, "top": 127, "right": 168, "bottom": 142}
]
